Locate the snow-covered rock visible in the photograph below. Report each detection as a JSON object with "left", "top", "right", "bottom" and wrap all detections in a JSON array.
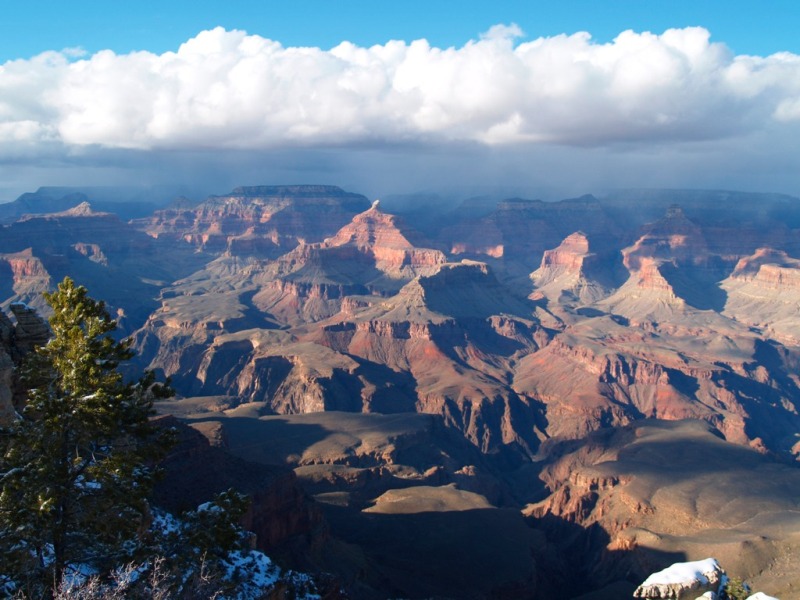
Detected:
[
  {"left": 746, "top": 593, "right": 779, "bottom": 600},
  {"left": 634, "top": 558, "right": 724, "bottom": 599}
]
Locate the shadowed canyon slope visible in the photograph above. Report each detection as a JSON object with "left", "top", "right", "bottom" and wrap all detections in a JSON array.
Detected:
[{"left": 4, "top": 185, "right": 800, "bottom": 598}]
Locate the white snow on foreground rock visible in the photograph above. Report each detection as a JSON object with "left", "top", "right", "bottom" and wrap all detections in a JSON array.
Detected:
[
  {"left": 633, "top": 558, "right": 724, "bottom": 599},
  {"left": 633, "top": 557, "right": 781, "bottom": 600}
]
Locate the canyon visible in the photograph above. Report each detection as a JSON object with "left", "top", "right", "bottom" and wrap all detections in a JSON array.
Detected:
[{"left": 2, "top": 184, "right": 800, "bottom": 598}]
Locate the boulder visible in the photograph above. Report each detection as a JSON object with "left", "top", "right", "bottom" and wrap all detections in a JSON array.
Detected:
[{"left": 634, "top": 558, "right": 724, "bottom": 599}]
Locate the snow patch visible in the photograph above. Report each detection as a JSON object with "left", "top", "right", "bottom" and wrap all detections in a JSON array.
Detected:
[{"left": 640, "top": 558, "right": 721, "bottom": 586}]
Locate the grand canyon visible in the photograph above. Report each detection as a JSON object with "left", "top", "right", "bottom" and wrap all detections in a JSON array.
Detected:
[{"left": 1, "top": 184, "right": 799, "bottom": 599}]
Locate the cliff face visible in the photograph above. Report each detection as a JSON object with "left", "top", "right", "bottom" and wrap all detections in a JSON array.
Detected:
[
  {"left": 531, "top": 231, "right": 623, "bottom": 307},
  {"left": 126, "top": 193, "right": 800, "bottom": 461},
  {"left": 524, "top": 420, "right": 800, "bottom": 595},
  {"left": 7, "top": 187, "right": 800, "bottom": 597},
  {"left": 152, "top": 416, "right": 326, "bottom": 555},
  {"left": 0, "top": 304, "right": 50, "bottom": 423},
  {"left": 139, "top": 185, "right": 371, "bottom": 257},
  {"left": 0, "top": 202, "right": 205, "bottom": 334},
  {"left": 722, "top": 248, "right": 800, "bottom": 344}
]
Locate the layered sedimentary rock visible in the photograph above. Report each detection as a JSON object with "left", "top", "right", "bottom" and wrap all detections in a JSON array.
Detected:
[
  {"left": 139, "top": 185, "right": 371, "bottom": 256},
  {"left": 513, "top": 309, "right": 800, "bottom": 455},
  {"left": 525, "top": 420, "right": 800, "bottom": 597},
  {"left": 722, "top": 248, "right": 800, "bottom": 344},
  {"left": 598, "top": 205, "right": 717, "bottom": 321},
  {"left": 0, "top": 201, "right": 204, "bottom": 333},
  {"left": 0, "top": 249, "right": 51, "bottom": 305},
  {"left": 249, "top": 204, "right": 447, "bottom": 326},
  {"left": 531, "top": 231, "right": 623, "bottom": 307},
  {"left": 444, "top": 195, "right": 621, "bottom": 282},
  {"left": 9, "top": 186, "right": 800, "bottom": 597},
  {"left": 159, "top": 408, "right": 557, "bottom": 599},
  {"left": 129, "top": 191, "right": 800, "bottom": 461}
]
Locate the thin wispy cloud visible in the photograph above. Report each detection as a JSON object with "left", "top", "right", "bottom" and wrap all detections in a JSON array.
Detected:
[{"left": 2, "top": 25, "right": 799, "bottom": 157}]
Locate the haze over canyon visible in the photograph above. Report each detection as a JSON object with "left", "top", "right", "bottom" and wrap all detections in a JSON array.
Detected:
[{"left": 0, "top": 184, "right": 799, "bottom": 598}]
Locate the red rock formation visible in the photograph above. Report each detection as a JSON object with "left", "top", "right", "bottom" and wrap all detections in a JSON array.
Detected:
[
  {"left": 722, "top": 248, "right": 800, "bottom": 344},
  {"left": 531, "top": 232, "right": 620, "bottom": 306},
  {"left": 525, "top": 420, "right": 800, "bottom": 595},
  {"left": 247, "top": 205, "right": 446, "bottom": 325},
  {"left": 444, "top": 195, "right": 620, "bottom": 280},
  {"left": 623, "top": 205, "right": 708, "bottom": 269},
  {"left": 129, "top": 191, "right": 800, "bottom": 464},
  {"left": 138, "top": 185, "right": 371, "bottom": 257}
]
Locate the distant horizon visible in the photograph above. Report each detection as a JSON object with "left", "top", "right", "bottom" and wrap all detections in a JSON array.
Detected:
[{"left": 3, "top": 182, "right": 799, "bottom": 210}]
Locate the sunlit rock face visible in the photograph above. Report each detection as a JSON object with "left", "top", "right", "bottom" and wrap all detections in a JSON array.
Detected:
[
  {"left": 6, "top": 187, "right": 800, "bottom": 597},
  {"left": 722, "top": 248, "right": 800, "bottom": 344},
  {"left": 122, "top": 190, "right": 800, "bottom": 462},
  {"left": 531, "top": 231, "right": 623, "bottom": 307},
  {"left": 139, "top": 185, "right": 371, "bottom": 257}
]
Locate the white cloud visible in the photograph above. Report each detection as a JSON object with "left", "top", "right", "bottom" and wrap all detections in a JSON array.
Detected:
[{"left": 1, "top": 25, "right": 800, "bottom": 155}]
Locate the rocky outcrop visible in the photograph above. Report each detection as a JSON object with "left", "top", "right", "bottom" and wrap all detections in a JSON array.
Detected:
[
  {"left": 623, "top": 205, "right": 709, "bottom": 269},
  {"left": 138, "top": 185, "right": 371, "bottom": 256},
  {"left": 722, "top": 248, "right": 800, "bottom": 344},
  {"left": 633, "top": 558, "right": 724, "bottom": 599},
  {"left": 0, "top": 304, "right": 50, "bottom": 422},
  {"left": 151, "top": 416, "right": 326, "bottom": 553},
  {"left": 596, "top": 206, "right": 727, "bottom": 320},
  {"left": 525, "top": 420, "right": 800, "bottom": 595},
  {"left": 313, "top": 204, "right": 446, "bottom": 280},
  {"left": 531, "top": 232, "right": 621, "bottom": 306},
  {"left": 0, "top": 249, "right": 52, "bottom": 303},
  {"left": 9, "top": 303, "right": 50, "bottom": 354},
  {"left": 0, "top": 203, "right": 203, "bottom": 334}
]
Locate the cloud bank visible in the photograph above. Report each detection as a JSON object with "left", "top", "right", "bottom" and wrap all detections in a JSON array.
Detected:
[{"left": 2, "top": 24, "right": 800, "bottom": 156}]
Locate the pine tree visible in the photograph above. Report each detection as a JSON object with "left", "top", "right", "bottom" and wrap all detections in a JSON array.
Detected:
[{"left": 0, "top": 277, "right": 172, "bottom": 597}]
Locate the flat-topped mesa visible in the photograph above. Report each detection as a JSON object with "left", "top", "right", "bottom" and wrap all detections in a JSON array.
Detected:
[
  {"left": 138, "top": 185, "right": 371, "bottom": 255},
  {"left": 728, "top": 248, "right": 800, "bottom": 287},
  {"left": 721, "top": 248, "right": 800, "bottom": 344}
]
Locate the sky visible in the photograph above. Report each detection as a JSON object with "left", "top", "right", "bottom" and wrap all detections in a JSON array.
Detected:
[{"left": 1, "top": 1, "right": 800, "bottom": 202}]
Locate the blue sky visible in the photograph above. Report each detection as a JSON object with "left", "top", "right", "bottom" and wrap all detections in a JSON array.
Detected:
[
  {"left": 1, "top": 1, "right": 800, "bottom": 201},
  {"left": 2, "top": 1, "right": 799, "bottom": 60}
]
